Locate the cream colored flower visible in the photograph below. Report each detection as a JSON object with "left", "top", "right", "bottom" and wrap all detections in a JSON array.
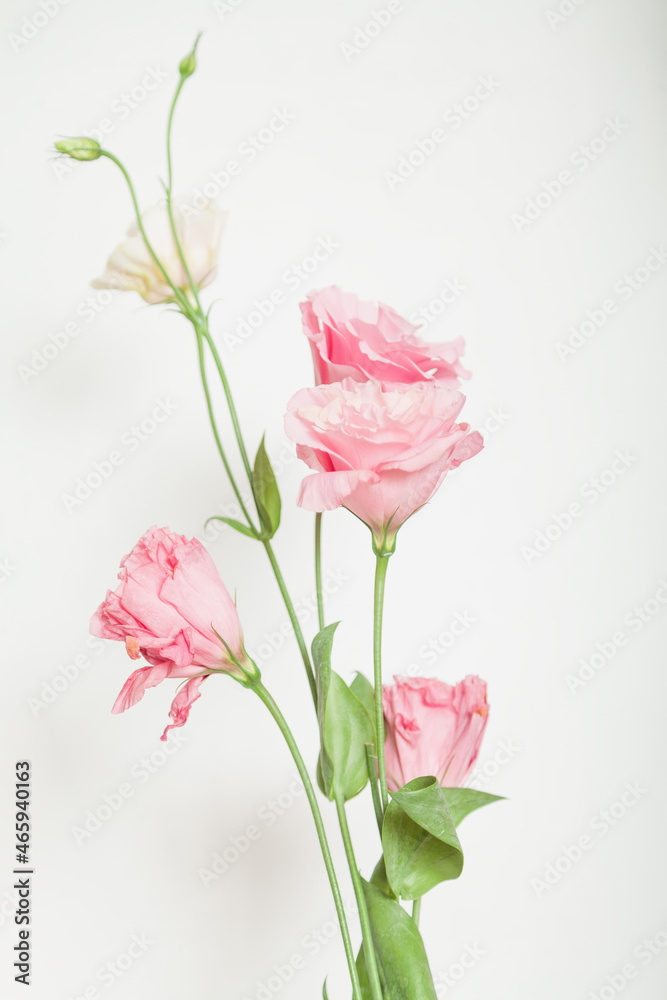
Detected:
[{"left": 92, "top": 199, "right": 226, "bottom": 304}]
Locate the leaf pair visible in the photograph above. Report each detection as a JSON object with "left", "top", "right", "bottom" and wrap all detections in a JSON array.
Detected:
[{"left": 313, "top": 624, "right": 374, "bottom": 802}]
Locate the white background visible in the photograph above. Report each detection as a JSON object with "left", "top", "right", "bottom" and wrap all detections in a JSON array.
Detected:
[{"left": 2, "top": 0, "right": 667, "bottom": 998}]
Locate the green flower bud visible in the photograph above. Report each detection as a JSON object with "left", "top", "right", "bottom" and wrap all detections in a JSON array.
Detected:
[
  {"left": 179, "top": 33, "right": 202, "bottom": 79},
  {"left": 54, "top": 137, "right": 102, "bottom": 161}
]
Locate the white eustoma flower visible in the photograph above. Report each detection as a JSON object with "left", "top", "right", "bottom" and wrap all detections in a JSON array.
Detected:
[{"left": 92, "top": 199, "right": 226, "bottom": 304}]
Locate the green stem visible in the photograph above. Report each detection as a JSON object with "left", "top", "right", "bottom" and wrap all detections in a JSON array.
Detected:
[
  {"left": 195, "top": 330, "right": 258, "bottom": 531},
  {"left": 412, "top": 897, "right": 422, "bottom": 928},
  {"left": 97, "top": 150, "right": 193, "bottom": 317},
  {"left": 315, "top": 512, "right": 325, "bottom": 631},
  {"left": 202, "top": 328, "right": 254, "bottom": 485},
  {"left": 335, "top": 794, "right": 384, "bottom": 1000},
  {"left": 373, "top": 554, "right": 391, "bottom": 813},
  {"left": 164, "top": 76, "right": 205, "bottom": 315},
  {"left": 262, "top": 539, "right": 317, "bottom": 703},
  {"left": 365, "top": 744, "right": 384, "bottom": 836},
  {"left": 251, "top": 681, "right": 362, "bottom": 1000}
]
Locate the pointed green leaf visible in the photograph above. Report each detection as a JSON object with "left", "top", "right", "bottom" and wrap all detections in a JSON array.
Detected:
[
  {"left": 252, "top": 436, "right": 281, "bottom": 537},
  {"left": 356, "top": 880, "right": 437, "bottom": 1000},
  {"left": 205, "top": 516, "right": 258, "bottom": 540},
  {"left": 312, "top": 625, "right": 375, "bottom": 801},
  {"left": 383, "top": 776, "right": 463, "bottom": 900},
  {"left": 442, "top": 787, "right": 504, "bottom": 826},
  {"left": 350, "top": 672, "right": 376, "bottom": 742},
  {"left": 322, "top": 977, "right": 329, "bottom": 999}
]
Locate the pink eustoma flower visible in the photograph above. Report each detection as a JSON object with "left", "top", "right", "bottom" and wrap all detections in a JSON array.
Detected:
[
  {"left": 90, "top": 527, "right": 249, "bottom": 740},
  {"left": 284, "top": 379, "right": 483, "bottom": 545},
  {"left": 301, "top": 286, "right": 469, "bottom": 386},
  {"left": 383, "top": 675, "right": 489, "bottom": 791}
]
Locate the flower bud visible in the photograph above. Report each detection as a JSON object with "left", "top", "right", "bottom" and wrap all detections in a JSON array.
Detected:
[
  {"left": 54, "top": 137, "right": 102, "bottom": 161},
  {"left": 179, "top": 33, "right": 201, "bottom": 79}
]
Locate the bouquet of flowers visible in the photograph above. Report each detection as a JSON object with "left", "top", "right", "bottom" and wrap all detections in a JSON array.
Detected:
[{"left": 55, "top": 37, "right": 502, "bottom": 999}]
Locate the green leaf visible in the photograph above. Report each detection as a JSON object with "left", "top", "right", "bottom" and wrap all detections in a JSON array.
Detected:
[
  {"left": 312, "top": 624, "right": 375, "bottom": 802},
  {"left": 205, "top": 515, "right": 258, "bottom": 540},
  {"left": 252, "top": 436, "right": 281, "bottom": 538},
  {"left": 383, "top": 776, "right": 463, "bottom": 900},
  {"left": 442, "top": 787, "right": 504, "bottom": 826},
  {"left": 356, "top": 880, "right": 438, "bottom": 1000},
  {"left": 350, "top": 672, "right": 376, "bottom": 742},
  {"left": 322, "top": 977, "right": 329, "bottom": 1000}
]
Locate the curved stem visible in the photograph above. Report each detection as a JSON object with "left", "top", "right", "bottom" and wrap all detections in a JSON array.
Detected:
[
  {"left": 202, "top": 328, "right": 254, "bottom": 485},
  {"left": 98, "top": 150, "right": 193, "bottom": 317},
  {"left": 315, "top": 512, "right": 325, "bottom": 632},
  {"left": 262, "top": 539, "right": 317, "bottom": 703},
  {"left": 165, "top": 76, "right": 205, "bottom": 315},
  {"left": 335, "top": 794, "right": 384, "bottom": 1000},
  {"left": 412, "top": 897, "right": 422, "bottom": 928},
  {"left": 373, "top": 554, "right": 391, "bottom": 814},
  {"left": 251, "top": 680, "right": 362, "bottom": 1000},
  {"left": 195, "top": 330, "right": 258, "bottom": 531}
]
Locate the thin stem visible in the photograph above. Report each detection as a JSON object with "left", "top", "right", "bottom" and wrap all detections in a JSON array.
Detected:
[
  {"left": 97, "top": 150, "right": 193, "bottom": 317},
  {"left": 373, "top": 554, "right": 391, "bottom": 813},
  {"left": 262, "top": 539, "right": 317, "bottom": 703},
  {"left": 335, "top": 794, "right": 384, "bottom": 1000},
  {"left": 165, "top": 76, "right": 205, "bottom": 315},
  {"left": 251, "top": 680, "right": 362, "bottom": 1000},
  {"left": 202, "top": 328, "right": 254, "bottom": 485},
  {"left": 365, "top": 744, "right": 384, "bottom": 836},
  {"left": 195, "top": 330, "right": 258, "bottom": 531},
  {"left": 315, "top": 512, "right": 325, "bottom": 631},
  {"left": 412, "top": 897, "right": 422, "bottom": 928}
]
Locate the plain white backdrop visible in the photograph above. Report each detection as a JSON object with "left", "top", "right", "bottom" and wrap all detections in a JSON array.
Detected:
[{"left": 2, "top": 0, "right": 667, "bottom": 997}]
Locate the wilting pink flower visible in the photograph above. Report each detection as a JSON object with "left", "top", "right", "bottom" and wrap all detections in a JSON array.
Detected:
[
  {"left": 90, "top": 527, "right": 248, "bottom": 740},
  {"left": 383, "top": 676, "right": 489, "bottom": 791},
  {"left": 284, "top": 379, "right": 483, "bottom": 544},
  {"left": 301, "top": 286, "right": 469, "bottom": 386},
  {"left": 92, "top": 199, "right": 226, "bottom": 304}
]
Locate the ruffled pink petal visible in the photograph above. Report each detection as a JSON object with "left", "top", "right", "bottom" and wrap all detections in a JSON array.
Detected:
[
  {"left": 160, "top": 676, "right": 206, "bottom": 742},
  {"left": 112, "top": 663, "right": 170, "bottom": 714},
  {"left": 296, "top": 469, "right": 380, "bottom": 512}
]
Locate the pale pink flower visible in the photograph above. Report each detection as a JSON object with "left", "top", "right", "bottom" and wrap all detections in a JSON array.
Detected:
[
  {"left": 284, "top": 379, "right": 483, "bottom": 544},
  {"left": 90, "top": 527, "right": 247, "bottom": 739},
  {"left": 383, "top": 676, "right": 489, "bottom": 791},
  {"left": 301, "top": 286, "right": 469, "bottom": 386},
  {"left": 92, "top": 199, "right": 226, "bottom": 304}
]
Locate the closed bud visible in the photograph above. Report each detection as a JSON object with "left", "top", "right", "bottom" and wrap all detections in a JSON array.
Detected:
[
  {"left": 179, "top": 33, "right": 202, "bottom": 79},
  {"left": 54, "top": 137, "right": 102, "bottom": 161}
]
